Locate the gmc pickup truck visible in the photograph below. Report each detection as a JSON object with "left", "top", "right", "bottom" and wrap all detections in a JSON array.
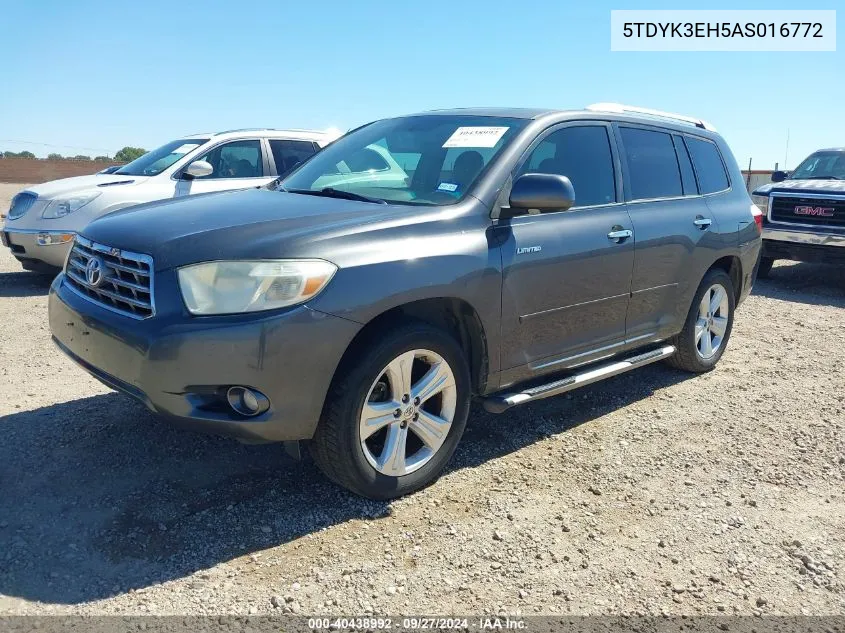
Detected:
[{"left": 753, "top": 148, "right": 845, "bottom": 277}]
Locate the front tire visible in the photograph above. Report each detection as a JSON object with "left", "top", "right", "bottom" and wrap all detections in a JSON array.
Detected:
[
  {"left": 666, "top": 269, "right": 736, "bottom": 373},
  {"left": 310, "top": 323, "right": 471, "bottom": 500}
]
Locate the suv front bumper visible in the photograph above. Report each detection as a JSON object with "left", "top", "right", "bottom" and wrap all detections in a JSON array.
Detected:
[
  {"left": 762, "top": 225, "right": 845, "bottom": 264},
  {"left": 48, "top": 272, "right": 361, "bottom": 442}
]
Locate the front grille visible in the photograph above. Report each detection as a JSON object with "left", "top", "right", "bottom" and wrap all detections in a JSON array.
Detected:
[
  {"left": 7, "top": 192, "right": 37, "bottom": 219},
  {"left": 770, "top": 195, "right": 845, "bottom": 229},
  {"left": 64, "top": 236, "right": 155, "bottom": 319}
]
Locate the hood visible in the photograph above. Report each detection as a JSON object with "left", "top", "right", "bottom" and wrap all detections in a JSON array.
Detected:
[
  {"left": 753, "top": 178, "right": 845, "bottom": 196},
  {"left": 81, "top": 187, "right": 413, "bottom": 271},
  {"left": 26, "top": 174, "right": 149, "bottom": 198}
]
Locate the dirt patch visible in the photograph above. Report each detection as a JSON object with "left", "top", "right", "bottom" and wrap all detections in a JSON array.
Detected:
[{"left": 0, "top": 213, "right": 842, "bottom": 615}]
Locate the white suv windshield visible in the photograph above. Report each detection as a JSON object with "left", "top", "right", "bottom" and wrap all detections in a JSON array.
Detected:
[
  {"left": 115, "top": 139, "right": 209, "bottom": 177},
  {"left": 279, "top": 115, "right": 527, "bottom": 205}
]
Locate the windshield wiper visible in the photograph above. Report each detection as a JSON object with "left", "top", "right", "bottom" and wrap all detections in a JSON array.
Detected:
[
  {"left": 802, "top": 175, "right": 842, "bottom": 180},
  {"left": 285, "top": 187, "right": 387, "bottom": 204}
]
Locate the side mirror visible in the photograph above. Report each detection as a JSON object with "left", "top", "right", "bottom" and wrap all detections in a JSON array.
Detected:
[
  {"left": 771, "top": 170, "right": 789, "bottom": 183},
  {"left": 183, "top": 160, "right": 213, "bottom": 179},
  {"left": 507, "top": 173, "right": 575, "bottom": 215}
]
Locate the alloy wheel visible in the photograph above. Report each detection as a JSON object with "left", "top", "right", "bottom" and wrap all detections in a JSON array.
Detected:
[
  {"left": 359, "top": 349, "right": 457, "bottom": 476},
  {"left": 695, "top": 283, "right": 730, "bottom": 359}
]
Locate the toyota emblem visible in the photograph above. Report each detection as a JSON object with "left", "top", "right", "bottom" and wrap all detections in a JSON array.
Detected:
[{"left": 85, "top": 256, "right": 105, "bottom": 287}]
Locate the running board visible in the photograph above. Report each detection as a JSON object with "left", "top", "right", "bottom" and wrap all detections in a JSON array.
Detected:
[{"left": 481, "top": 345, "right": 676, "bottom": 413}]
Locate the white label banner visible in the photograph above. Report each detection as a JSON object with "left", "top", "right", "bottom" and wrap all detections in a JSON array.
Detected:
[
  {"left": 442, "top": 127, "right": 509, "bottom": 148},
  {"left": 611, "top": 10, "right": 836, "bottom": 51}
]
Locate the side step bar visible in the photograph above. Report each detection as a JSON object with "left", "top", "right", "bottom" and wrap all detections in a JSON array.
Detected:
[{"left": 481, "top": 345, "right": 676, "bottom": 413}]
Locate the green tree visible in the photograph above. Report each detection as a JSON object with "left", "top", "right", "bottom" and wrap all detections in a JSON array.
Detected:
[
  {"left": 114, "top": 146, "right": 146, "bottom": 162},
  {"left": 94, "top": 155, "right": 110, "bottom": 161},
  {"left": 47, "top": 152, "right": 63, "bottom": 160},
  {"left": 3, "top": 150, "right": 36, "bottom": 159},
  {"left": 73, "top": 154, "right": 91, "bottom": 161}
]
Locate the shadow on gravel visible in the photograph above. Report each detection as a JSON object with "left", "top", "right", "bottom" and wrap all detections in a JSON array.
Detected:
[
  {"left": 752, "top": 261, "right": 845, "bottom": 308},
  {"left": 0, "top": 364, "right": 691, "bottom": 605},
  {"left": 0, "top": 271, "right": 55, "bottom": 298}
]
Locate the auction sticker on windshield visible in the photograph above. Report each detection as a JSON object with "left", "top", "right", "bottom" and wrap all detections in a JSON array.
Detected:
[{"left": 443, "top": 126, "right": 509, "bottom": 148}]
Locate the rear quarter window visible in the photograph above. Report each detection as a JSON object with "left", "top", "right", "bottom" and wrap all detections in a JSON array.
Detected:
[{"left": 685, "top": 136, "right": 730, "bottom": 194}]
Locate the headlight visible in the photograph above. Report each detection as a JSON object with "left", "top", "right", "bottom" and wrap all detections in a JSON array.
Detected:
[
  {"left": 177, "top": 259, "right": 337, "bottom": 315},
  {"left": 751, "top": 194, "right": 769, "bottom": 214},
  {"left": 41, "top": 191, "right": 101, "bottom": 219}
]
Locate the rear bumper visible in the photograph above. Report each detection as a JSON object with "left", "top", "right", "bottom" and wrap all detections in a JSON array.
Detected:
[
  {"left": 48, "top": 272, "right": 361, "bottom": 442},
  {"left": 762, "top": 225, "right": 845, "bottom": 264}
]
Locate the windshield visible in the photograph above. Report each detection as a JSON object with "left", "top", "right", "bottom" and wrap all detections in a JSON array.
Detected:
[
  {"left": 790, "top": 151, "right": 845, "bottom": 180},
  {"left": 279, "top": 115, "right": 527, "bottom": 205},
  {"left": 115, "top": 138, "right": 209, "bottom": 176}
]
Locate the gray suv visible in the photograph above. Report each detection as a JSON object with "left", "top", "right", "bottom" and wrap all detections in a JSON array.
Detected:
[{"left": 48, "top": 104, "right": 762, "bottom": 499}]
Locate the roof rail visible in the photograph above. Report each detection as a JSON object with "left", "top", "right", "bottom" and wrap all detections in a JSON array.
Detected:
[
  {"left": 585, "top": 103, "right": 717, "bottom": 132},
  {"left": 215, "top": 127, "right": 338, "bottom": 136}
]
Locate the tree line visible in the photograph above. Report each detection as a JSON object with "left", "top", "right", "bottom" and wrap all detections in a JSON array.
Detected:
[{"left": 0, "top": 147, "right": 147, "bottom": 162}]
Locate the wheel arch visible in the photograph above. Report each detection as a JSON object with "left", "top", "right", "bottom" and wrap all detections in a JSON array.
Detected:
[
  {"left": 329, "top": 297, "right": 490, "bottom": 398},
  {"left": 708, "top": 255, "right": 743, "bottom": 304}
]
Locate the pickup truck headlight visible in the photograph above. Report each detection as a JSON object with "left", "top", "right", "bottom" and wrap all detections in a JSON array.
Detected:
[
  {"left": 41, "top": 191, "right": 101, "bottom": 219},
  {"left": 751, "top": 194, "right": 769, "bottom": 214},
  {"left": 177, "top": 259, "right": 337, "bottom": 315}
]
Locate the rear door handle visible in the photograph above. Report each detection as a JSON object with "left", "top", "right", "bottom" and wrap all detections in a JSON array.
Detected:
[
  {"left": 694, "top": 216, "right": 713, "bottom": 229},
  {"left": 607, "top": 228, "right": 633, "bottom": 242}
]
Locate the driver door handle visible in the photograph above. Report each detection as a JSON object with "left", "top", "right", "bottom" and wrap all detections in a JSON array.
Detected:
[
  {"left": 694, "top": 216, "right": 713, "bottom": 229},
  {"left": 607, "top": 228, "right": 633, "bottom": 242}
]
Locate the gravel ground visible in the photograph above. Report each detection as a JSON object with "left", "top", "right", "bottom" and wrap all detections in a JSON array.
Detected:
[{"left": 1, "top": 182, "right": 843, "bottom": 616}]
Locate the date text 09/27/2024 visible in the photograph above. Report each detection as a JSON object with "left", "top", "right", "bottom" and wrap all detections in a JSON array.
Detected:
[{"left": 306, "top": 617, "right": 526, "bottom": 630}]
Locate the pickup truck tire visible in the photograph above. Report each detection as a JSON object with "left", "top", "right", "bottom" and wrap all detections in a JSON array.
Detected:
[
  {"left": 310, "top": 323, "right": 471, "bottom": 500},
  {"left": 666, "top": 269, "right": 736, "bottom": 373},
  {"left": 757, "top": 257, "right": 775, "bottom": 279}
]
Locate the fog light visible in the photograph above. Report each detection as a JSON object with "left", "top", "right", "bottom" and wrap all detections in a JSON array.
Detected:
[{"left": 226, "top": 386, "right": 269, "bottom": 417}]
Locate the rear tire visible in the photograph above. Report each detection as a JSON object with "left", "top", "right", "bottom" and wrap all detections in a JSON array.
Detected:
[
  {"left": 310, "top": 322, "right": 471, "bottom": 500},
  {"left": 666, "top": 269, "right": 735, "bottom": 373},
  {"left": 757, "top": 257, "right": 775, "bottom": 279}
]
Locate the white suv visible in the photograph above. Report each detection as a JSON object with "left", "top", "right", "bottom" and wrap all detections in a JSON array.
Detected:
[{"left": 2, "top": 128, "right": 339, "bottom": 271}]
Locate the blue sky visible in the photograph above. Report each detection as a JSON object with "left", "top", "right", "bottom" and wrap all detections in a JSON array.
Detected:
[{"left": 0, "top": 0, "right": 841, "bottom": 169}]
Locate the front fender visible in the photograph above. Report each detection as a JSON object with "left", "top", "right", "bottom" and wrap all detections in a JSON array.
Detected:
[{"left": 307, "top": 222, "right": 503, "bottom": 375}]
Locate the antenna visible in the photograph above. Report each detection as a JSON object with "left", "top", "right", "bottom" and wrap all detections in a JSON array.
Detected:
[{"left": 784, "top": 129, "right": 790, "bottom": 167}]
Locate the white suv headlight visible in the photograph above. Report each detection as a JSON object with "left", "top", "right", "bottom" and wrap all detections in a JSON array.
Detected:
[
  {"left": 177, "top": 259, "right": 337, "bottom": 315},
  {"left": 42, "top": 191, "right": 102, "bottom": 219}
]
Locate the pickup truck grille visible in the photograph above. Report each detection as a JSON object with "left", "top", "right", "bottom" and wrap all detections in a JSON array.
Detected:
[
  {"left": 770, "top": 194, "right": 845, "bottom": 229},
  {"left": 64, "top": 236, "right": 154, "bottom": 319}
]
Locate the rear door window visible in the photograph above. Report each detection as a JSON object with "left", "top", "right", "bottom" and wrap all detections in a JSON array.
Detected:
[
  {"left": 619, "top": 127, "right": 683, "bottom": 200},
  {"left": 518, "top": 125, "right": 616, "bottom": 207},
  {"left": 685, "top": 136, "right": 730, "bottom": 194},
  {"left": 269, "top": 140, "right": 318, "bottom": 176}
]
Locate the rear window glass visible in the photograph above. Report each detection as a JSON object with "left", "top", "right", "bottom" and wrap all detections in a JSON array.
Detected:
[
  {"left": 620, "top": 128, "right": 683, "bottom": 200},
  {"left": 685, "top": 137, "right": 730, "bottom": 194}
]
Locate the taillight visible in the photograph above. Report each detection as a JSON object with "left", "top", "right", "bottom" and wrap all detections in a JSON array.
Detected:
[{"left": 751, "top": 206, "right": 764, "bottom": 234}]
